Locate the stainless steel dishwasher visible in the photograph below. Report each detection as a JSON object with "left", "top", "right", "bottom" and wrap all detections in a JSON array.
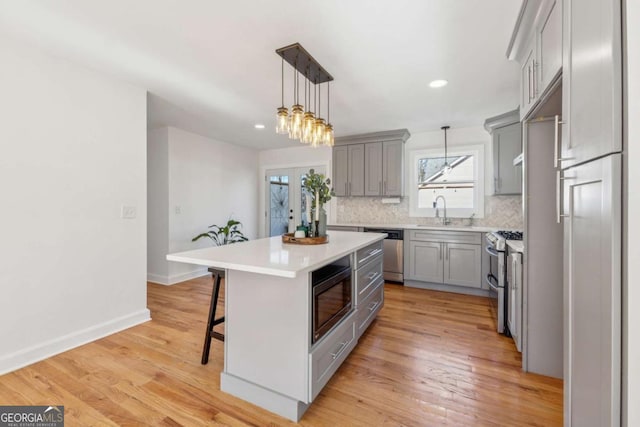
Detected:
[{"left": 363, "top": 228, "right": 403, "bottom": 283}]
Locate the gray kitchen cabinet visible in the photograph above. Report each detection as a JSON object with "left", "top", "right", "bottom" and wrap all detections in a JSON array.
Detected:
[
  {"left": 444, "top": 243, "right": 483, "bottom": 288},
  {"left": 364, "top": 142, "right": 383, "bottom": 196},
  {"left": 484, "top": 110, "right": 522, "bottom": 195},
  {"left": 507, "top": 249, "right": 523, "bottom": 352},
  {"left": 382, "top": 140, "right": 404, "bottom": 196},
  {"left": 561, "top": 0, "right": 622, "bottom": 168},
  {"left": 333, "top": 129, "right": 410, "bottom": 198},
  {"left": 332, "top": 146, "right": 349, "bottom": 197},
  {"left": 348, "top": 144, "right": 365, "bottom": 196},
  {"left": 508, "top": 0, "right": 563, "bottom": 120},
  {"left": 405, "top": 230, "right": 482, "bottom": 289},
  {"left": 563, "top": 154, "right": 621, "bottom": 426},
  {"left": 332, "top": 144, "right": 364, "bottom": 197},
  {"left": 407, "top": 241, "right": 443, "bottom": 283},
  {"left": 539, "top": 0, "right": 562, "bottom": 91}
]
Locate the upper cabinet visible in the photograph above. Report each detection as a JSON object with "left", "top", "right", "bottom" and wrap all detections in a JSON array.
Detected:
[
  {"left": 508, "top": 0, "right": 563, "bottom": 120},
  {"left": 484, "top": 109, "right": 523, "bottom": 195},
  {"left": 333, "top": 129, "right": 410, "bottom": 197},
  {"left": 561, "top": 0, "right": 622, "bottom": 168},
  {"left": 333, "top": 144, "right": 365, "bottom": 197}
]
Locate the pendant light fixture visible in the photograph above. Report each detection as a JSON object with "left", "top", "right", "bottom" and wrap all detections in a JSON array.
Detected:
[
  {"left": 441, "top": 125, "right": 452, "bottom": 176},
  {"left": 275, "top": 43, "right": 335, "bottom": 147},
  {"left": 275, "top": 57, "right": 289, "bottom": 134}
]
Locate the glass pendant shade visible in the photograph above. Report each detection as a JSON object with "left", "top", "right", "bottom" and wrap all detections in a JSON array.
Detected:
[
  {"left": 302, "top": 111, "right": 315, "bottom": 143},
  {"left": 289, "top": 104, "right": 304, "bottom": 140},
  {"left": 324, "top": 123, "right": 334, "bottom": 147},
  {"left": 313, "top": 118, "right": 326, "bottom": 147},
  {"left": 275, "top": 107, "right": 289, "bottom": 134}
]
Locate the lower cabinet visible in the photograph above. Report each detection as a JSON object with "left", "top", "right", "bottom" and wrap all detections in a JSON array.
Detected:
[
  {"left": 356, "top": 280, "right": 384, "bottom": 338},
  {"left": 406, "top": 230, "right": 482, "bottom": 289}
]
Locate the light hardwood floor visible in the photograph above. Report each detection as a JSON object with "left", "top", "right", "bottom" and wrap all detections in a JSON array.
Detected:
[{"left": 0, "top": 277, "right": 562, "bottom": 426}]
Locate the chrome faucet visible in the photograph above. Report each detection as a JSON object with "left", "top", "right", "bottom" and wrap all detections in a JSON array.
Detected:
[{"left": 433, "top": 195, "right": 450, "bottom": 225}]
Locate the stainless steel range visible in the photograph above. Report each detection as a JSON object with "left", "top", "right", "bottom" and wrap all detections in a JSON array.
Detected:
[{"left": 485, "top": 230, "right": 523, "bottom": 334}]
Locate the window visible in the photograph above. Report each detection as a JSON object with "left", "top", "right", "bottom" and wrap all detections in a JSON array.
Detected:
[{"left": 409, "top": 145, "right": 484, "bottom": 218}]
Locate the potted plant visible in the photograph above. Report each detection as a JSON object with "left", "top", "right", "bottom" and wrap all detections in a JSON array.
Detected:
[
  {"left": 192, "top": 218, "right": 249, "bottom": 246},
  {"left": 302, "top": 169, "right": 334, "bottom": 236}
]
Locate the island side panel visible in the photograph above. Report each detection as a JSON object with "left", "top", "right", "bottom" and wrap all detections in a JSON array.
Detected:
[{"left": 224, "top": 269, "right": 310, "bottom": 403}]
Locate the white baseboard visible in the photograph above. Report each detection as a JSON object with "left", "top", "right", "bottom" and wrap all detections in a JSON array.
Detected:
[
  {"left": 147, "top": 269, "right": 209, "bottom": 285},
  {"left": 0, "top": 308, "right": 151, "bottom": 375}
]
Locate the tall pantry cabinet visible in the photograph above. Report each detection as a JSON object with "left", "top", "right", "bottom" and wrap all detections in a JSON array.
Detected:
[{"left": 562, "top": 0, "right": 623, "bottom": 426}]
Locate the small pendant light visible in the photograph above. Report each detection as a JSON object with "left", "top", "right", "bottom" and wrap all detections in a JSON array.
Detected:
[{"left": 441, "top": 125, "right": 452, "bottom": 176}]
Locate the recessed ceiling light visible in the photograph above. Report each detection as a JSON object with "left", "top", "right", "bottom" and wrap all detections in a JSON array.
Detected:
[
  {"left": 254, "top": 124, "right": 265, "bottom": 129},
  {"left": 429, "top": 79, "right": 448, "bottom": 88}
]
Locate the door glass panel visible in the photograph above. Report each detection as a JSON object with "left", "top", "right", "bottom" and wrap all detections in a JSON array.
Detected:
[{"left": 269, "top": 175, "right": 289, "bottom": 237}]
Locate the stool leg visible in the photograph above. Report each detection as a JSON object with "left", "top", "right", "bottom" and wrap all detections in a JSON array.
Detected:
[{"left": 201, "top": 272, "right": 223, "bottom": 365}]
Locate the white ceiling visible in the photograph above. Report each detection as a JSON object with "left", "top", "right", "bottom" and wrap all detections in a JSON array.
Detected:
[{"left": 0, "top": 1, "right": 523, "bottom": 149}]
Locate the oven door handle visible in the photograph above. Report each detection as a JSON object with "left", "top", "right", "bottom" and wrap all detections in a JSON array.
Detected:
[
  {"left": 486, "top": 273, "right": 500, "bottom": 291},
  {"left": 485, "top": 245, "right": 500, "bottom": 257}
]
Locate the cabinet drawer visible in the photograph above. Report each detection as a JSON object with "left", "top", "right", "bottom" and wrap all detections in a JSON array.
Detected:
[
  {"left": 309, "top": 315, "right": 356, "bottom": 401},
  {"left": 355, "top": 254, "right": 383, "bottom": 303},
  {"left": 356, "top": 241, "right": 383, "bottom": 268},
  {"left": 407, "top": 230, "right": 481, "bottom": 245},
  {"left": 357, "top": 282, "right": 384, "bottom": 338}
]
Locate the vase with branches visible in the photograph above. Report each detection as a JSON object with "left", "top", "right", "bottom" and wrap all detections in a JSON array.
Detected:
[{"left": 302, "top": 169, "right": 334, "bottom": 236}]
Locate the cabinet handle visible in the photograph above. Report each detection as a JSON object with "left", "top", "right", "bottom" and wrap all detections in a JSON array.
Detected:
[
  {"left": 367, "top": 271, "right": 378, "bottom": 280},
  {"left": 368, "top": 300, "right": 380, "bottom": 312},
  {"left": 444, "top": 243, "right": 448, "bottom": 261},
  {"left": 556, "top": 171, "right": 572, "bottom": 224},
  {"left": 439, "top": 243, "right": 443, "bottom": 260},
  {"left": 553, "top": 115, "right": 571, "bottom": 167},
  {"left": 379, "top": 181, "right": 382, "bottom": 194},
  {"left": 383, "top": 181, "right": 387, "bottom": 195},
  {"left": 533, "top": 60, "right": 538, "bottom": 97},
  {"left": 349, "top": 182, "right": 352, "bottom": 196},
  {"left": 528, "top": 65, "right": 532, "bottom": 102},
  {"left": 344, "top": 182, "right": 347, "bottom": 195},
  {"left": 330, "top": 341, "right": 348, "bottom": 360},
  {"left": 512, "top": 256, "right": 517, "bottom": 291}
]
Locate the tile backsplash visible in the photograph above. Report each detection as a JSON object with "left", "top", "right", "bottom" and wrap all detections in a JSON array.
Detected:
[{"left": 336, "top": 195, "right": 523, "bottom": 229}]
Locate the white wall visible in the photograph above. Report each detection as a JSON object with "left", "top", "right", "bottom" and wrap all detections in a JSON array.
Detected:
[
  {"left": 0, "top": 36, "right": 149, "bottom": 374},
  {"left": 147, "top": 128, "right": 170, "bottom": 282},
  {"left": 147, "top": 127, "right": 259, "bottom": 284},
  {"left": 258, "top": 145, "right": 332, "bottom": 237},
  {"left": 624, "top": 1, "right": 639, "bottom": 424}
]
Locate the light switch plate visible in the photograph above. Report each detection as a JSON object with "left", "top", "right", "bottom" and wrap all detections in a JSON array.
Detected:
[{"left": 121, "top": 205, "right": 136, "bottom": 219}]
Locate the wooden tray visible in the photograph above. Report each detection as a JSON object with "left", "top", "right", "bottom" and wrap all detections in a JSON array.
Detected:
[{"left": 282, "top": 233, "right": 329, "bottom": 245}]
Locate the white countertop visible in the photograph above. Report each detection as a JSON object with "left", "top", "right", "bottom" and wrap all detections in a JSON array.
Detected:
[
  {"left": 166, "top": 231, "right": 386, "bottom": 279},
  {"left": 328, "top": 223, "right": 501, "bottom": 233},
  {"left": 507, "top": 240, "right": 524, "bottom": 253}
]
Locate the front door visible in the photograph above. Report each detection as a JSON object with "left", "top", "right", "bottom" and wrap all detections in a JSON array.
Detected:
[{"left": 265, "top": 166, "right": 326, "bottom": 237}]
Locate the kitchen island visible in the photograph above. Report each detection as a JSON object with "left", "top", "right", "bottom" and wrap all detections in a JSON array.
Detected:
[{"left": 166, "top": 231, "right": 386, "bottom": 421}]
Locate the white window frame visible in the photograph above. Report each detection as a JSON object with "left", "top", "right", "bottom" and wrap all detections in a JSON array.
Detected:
[{"left": 408, "top": 144, "right": 485, "bottom": 218}]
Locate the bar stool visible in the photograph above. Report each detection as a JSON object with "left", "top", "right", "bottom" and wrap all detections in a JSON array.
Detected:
[{"left": 201, "top": 267, "right": 225, "bottom": 365}]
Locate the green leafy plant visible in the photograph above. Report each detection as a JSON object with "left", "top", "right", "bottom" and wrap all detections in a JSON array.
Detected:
[
  {"left": 302, "top": 169, "right": 334, "bottom": 209},
  {"left": 192, "top": 219, "right": 248, "bottom": 246}
]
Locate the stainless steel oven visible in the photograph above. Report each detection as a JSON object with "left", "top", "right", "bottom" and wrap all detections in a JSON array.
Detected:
[
  {"left": 486, "top": 233, "right": 507, "bottom": 334},
  {"left": 311, "top": 255, "right": 352, "bottom": 343}
]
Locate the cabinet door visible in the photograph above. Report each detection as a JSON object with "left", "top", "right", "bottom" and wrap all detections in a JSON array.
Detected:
[
  {"left": 443, "top": 243, "right": 482, "bottom": 288},
  {"left": 332, "top": 146, "right": 349, "bottom": 197},
  {"left": 364, "top": 142, "right": 382, "bottom": 196},
  {"left": 520, "top": 44, "right": 537, "bottom": 119},
  {"left": 382, "top": 140, "right": 404, "bottom": 196},
  {"left": 508, "top": 251, "right": 523, "bottom": 352},
  {"left": 539, "top": 0, "right": 562, "bottom": 93},
  {"left": 348, "top": 144, "right": 365, "bottom": 196},
  {"left": 493, "top": 123, "right": 523, "bottom": 195},
  {"left": 563, "top": 154, "right": 621, "bottom": 426},
  {"left": 407, "top": 241, "right": 443, "bottom": 283},
  {"left": 562, "top": 0, "right": 622, "bottom": 168}
]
